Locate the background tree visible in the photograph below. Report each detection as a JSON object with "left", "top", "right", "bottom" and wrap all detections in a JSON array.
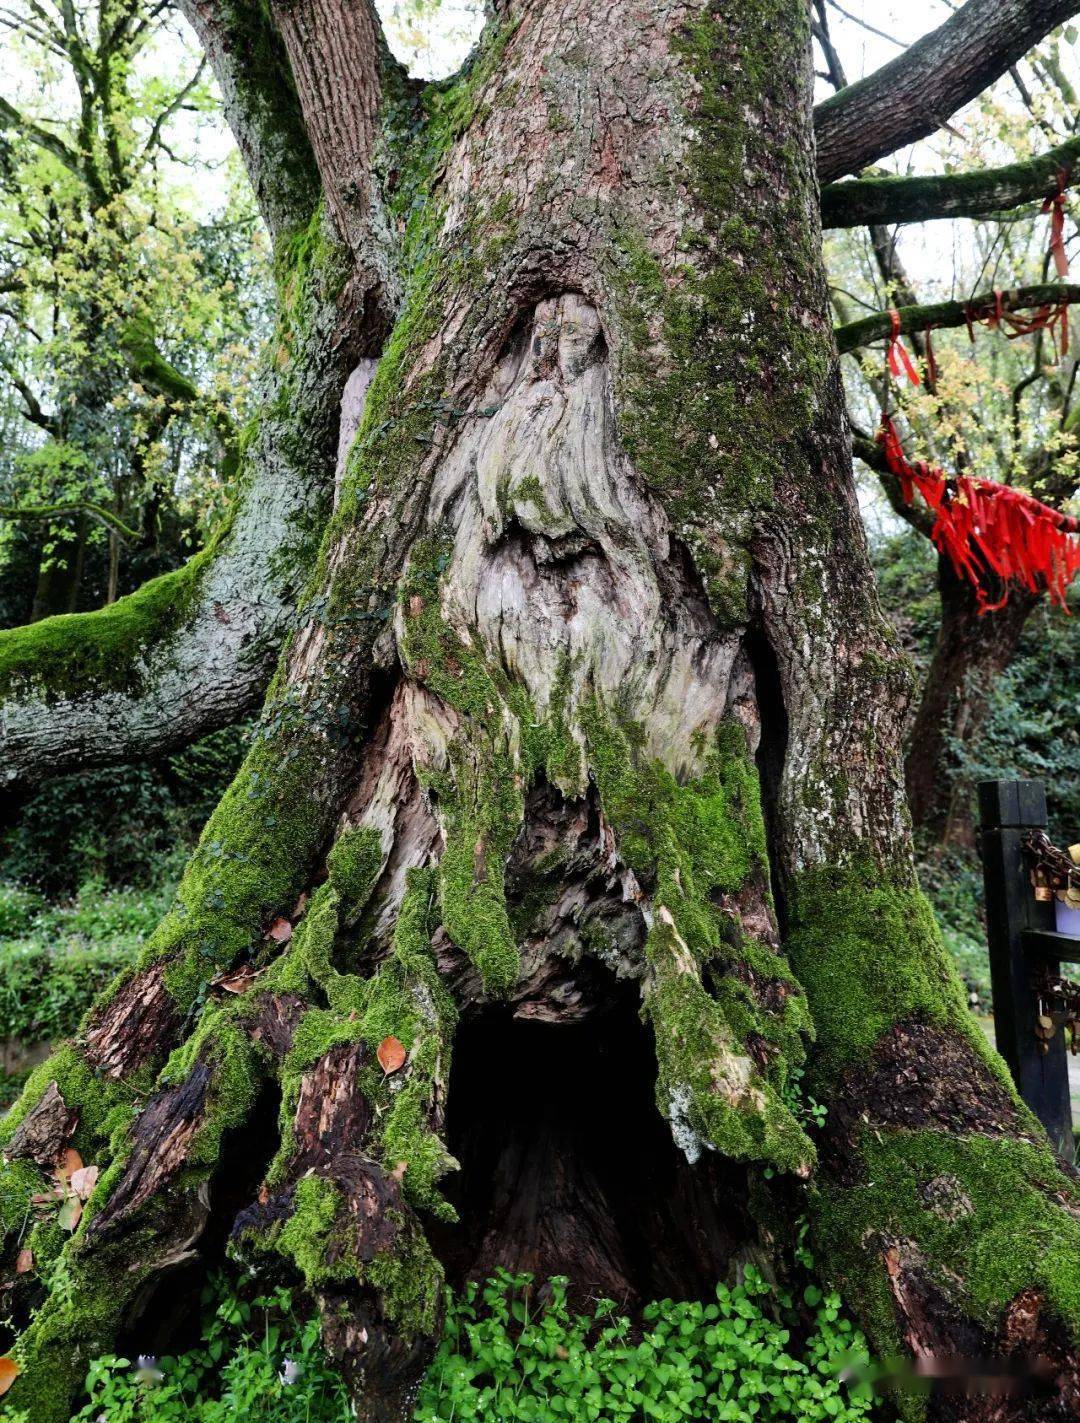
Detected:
[
  {"left": 1, "top": 3, "right": 1080, "bottom": 1423},
  {"left": 0, "top": 0, "right": 268, "bottom": 621}
]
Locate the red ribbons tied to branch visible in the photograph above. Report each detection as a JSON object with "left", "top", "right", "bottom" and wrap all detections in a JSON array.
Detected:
[
  {"left": 1043, "top": 171, "right": 1070, "bottom": 280},
  {"left": 886, "top": 308, "right": 920, "bottom": 386},
  {"left": 965, "top": 289, "right": 1070, "bottom": 359},
  {"left": 877, "top": 416, "right": 1080, "bottom": 611}
]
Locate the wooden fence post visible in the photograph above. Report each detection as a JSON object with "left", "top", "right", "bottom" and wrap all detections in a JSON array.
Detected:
[{"left": 978, "top": 779, "right": 1073, "bottom": 1157}]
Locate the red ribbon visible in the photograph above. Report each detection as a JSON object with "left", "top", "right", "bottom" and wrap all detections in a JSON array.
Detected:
[
  {"left": 1042, "top": 171, "right": 1070, "bottom": 280},
  {"left": 886, "top": 309, "right": 921, "bottom": 386},
  {"left": 877, "top": 415, "right": 1080, "bottom": 611},
  {"left": 964, "top": 291, "right": 1070, "bottom": 359}
]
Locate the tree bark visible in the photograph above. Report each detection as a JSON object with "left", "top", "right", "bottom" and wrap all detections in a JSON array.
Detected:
[
  {"left": 905, "top": 564, "right": 1039, "bottom": 845},
  {"left": 2, "top": 5, "right": 1079, "bottom": 1423}
]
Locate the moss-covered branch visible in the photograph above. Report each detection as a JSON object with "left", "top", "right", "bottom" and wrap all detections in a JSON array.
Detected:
[
  {"left": 822, "top": 134, "right": 1080, "bottom": 228},
  {"left": 834, "top": 283, "right": 1080, "bottom": 354},
  {"left": 0, "top": 205, "right": 355, "bottom": 791},
  {"left": 0, "top": 500, "right": 141, "bottom": 541},
  {"left": 119, "top": 317, "right": 200, "bottom": 405}
]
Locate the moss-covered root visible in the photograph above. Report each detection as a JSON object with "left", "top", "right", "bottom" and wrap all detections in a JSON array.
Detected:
[
  {"left": 231, "top": 868, "right": 454, "bottom": 1420},
  {"left": 788, "top": 864, "right": 1080, "bottom": 1418},
  {"left": 579, "top": 705, "right": 816, "bottom": 1175},
  {"left": 1, "top": 1001, "right": 272, "bottom": 1423}
]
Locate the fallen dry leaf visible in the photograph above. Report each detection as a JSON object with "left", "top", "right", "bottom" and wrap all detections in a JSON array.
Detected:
[
  {"left": 70, "top": 1165, "right": 98, "bottom": 1201},
  {"left": 390, "top": 1161, "right": 408, "bottom": 1183},
  {"left": 0, "top": 1357, "right": 18, "bottom": 1395},
  {"left": 56, "top": 1147, "right": 82, "bottom": 1181},
  {"left": 213, "top": 963, "right": 264, "bottom": 995},
  {"left": 14, "top": 1249, "right": 32, "bottom": 1275},
  {"left": 266, "top": 917, "right": 293, "bottom": 944},
  {"left": 377, "top": 1036, "right": 406, "bottom": 1075}
]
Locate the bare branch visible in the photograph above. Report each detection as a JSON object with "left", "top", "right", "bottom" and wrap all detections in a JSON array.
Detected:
[
  {"left": 0, "top": 92, "right": 85, "bottom": 179},
  {"left": 0, "top": 354, "right": 57, "bottom": 433},
  {"left": 814, "top": 0, "right": 1080, "bottom": 184}
]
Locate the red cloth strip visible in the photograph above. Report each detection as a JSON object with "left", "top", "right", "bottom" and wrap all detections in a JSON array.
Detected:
[
  {"left": 1042, "top": 171, "right": 1070, "bottom": 280},
  {"left": 886, "top": 308, "right": 920, "bottom": 386},
  {"left": 877, "top": 415, "right": 1080, "bottom": 611}
]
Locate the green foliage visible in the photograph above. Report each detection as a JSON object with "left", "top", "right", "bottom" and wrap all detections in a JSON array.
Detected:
[
  {"left": 0, "top": 725, "right": 248, "bottom": 894},
  {"left": 68, "top": 1276, "right": 351, "bottom": 1423},
  {"left": 871, "top": 528, "right": 1080, "bottom": 1010},
  {"left": 0, "top": 876, "right": 170, "bottom": 1041},
  {"left": 65, "top": 1271, "right": 876, "bottom": 1423},
  {"left": 416, "top": 1269, "right": 876, "bottom": 1423}
]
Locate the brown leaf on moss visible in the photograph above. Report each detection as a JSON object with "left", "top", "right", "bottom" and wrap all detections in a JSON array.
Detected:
[
  {"left": 377, "top": 1036, "right": 406, "bottom": 1075},
  {"left": 266, "top": 917, "right": 293, "bottom": 944},
  {"left": 14, "top": 1249, "right": 32, "bottom": 1274},
  {"left": 0, "top": 1357, "right": 19, "bottom": 1394},
  {"left": 56, "top": 1147, "right": 83, "bottom": 1181},
  {"left": 70, "top": 1165, "right": 99, "bottom": 1201},
  {"left": 213, "top": 963, "right": 265, "bottom": 995}
]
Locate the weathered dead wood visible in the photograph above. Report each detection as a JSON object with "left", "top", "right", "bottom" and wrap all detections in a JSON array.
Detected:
[
  {"left": 4, "top": 1083, "right": 77, "bottom": 1169},
  {"left": 81, "top": 962, "right": 181, "bottom": 1080}
]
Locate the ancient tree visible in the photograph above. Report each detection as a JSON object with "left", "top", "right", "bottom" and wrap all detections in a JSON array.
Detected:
[{"left": 2, "top": 2, "right": 1080, "bottom": 1421}]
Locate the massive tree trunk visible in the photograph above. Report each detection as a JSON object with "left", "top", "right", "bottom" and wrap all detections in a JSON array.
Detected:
[{"left": 1, "top": 3, "right": 1079, "bottom": 1422}]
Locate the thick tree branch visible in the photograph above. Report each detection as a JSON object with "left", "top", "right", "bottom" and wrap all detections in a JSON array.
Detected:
[
  {"left": 822, "top": 133, "right": 1080, "bottom": 227},
  {"left": 175, "top": 0, "right": 321, "bottom": 241},
  {"left": 814, "top": 0, "right": 1080, "bottom": 184},
  {"left": 834, "top": 283, "right": 1080, "bottom": 354},
  {"left": 267, "top": 0, "right": 402, "bottom": 345},
  {"left": 0, "top": 228, "right": 355, "bottom": 790}
]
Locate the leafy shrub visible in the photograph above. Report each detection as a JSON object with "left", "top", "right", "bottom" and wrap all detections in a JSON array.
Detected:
[
  {"left": 0, "top": 872, "right": 180, "bottom": 1105},
  {"left": 0, "top": 883, "right": 44, "bottom": 938},
  {"left": 416, "top": 1269, "right": 876, "bottom": 1423},
  {"left": 0, "top": 724, "right": 248, "bottom": 895},
  {"left": 69, "top": 1277, "right": 351, "bottom": 1423},
  {"left": 66, "top": 1269, "right": 876, "bottom": 1423},
  {"left": 0, "top": 874, "right": 175, "bottom": 1046}
]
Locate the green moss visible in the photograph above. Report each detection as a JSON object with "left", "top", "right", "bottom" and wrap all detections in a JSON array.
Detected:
[
  {"left": 120, "top": 316, "right": 199, "bottom": 404},
  {"left": 326, "top": 826, "right": 384, "bottom": 920},
  {"left": 581, "top": 701, "right": 813, "bottom": 1172},
  {"left": 399, "top": 543, "right": 523, "bottom": 997},
  {"left": 268, "top": 1166, "right": 444, "bottom": 1339},
  {"left": 786, "top": 862, "right": 977, "bottom": 1081},
  {"left": 148, "top": 737, "right": 332, "bottom": 1011},
  {"left": 0, "top": 1041, "right": 137, "bottom": 1160},
  {"left": 608, "top": 4, "right": 829, "bottom": 625},
  {"left": 275, "top": 1173, "right": 344, "bottom": 1282},
  {"left": 0, "top": 542, "right": 219, "bottom": 703},
  {"left": 815, "top": 1128, "right": 1080, "bottom": 1417}
]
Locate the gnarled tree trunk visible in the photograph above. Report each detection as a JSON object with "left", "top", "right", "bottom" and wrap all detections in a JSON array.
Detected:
[{"left": 1, "top": 3, "right": 1078, "bottom": 1423}]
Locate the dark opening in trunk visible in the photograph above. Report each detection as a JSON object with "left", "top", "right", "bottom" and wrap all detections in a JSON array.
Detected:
[{"left": 430, "top": 983, "right": 753, "bottom": 1310}]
